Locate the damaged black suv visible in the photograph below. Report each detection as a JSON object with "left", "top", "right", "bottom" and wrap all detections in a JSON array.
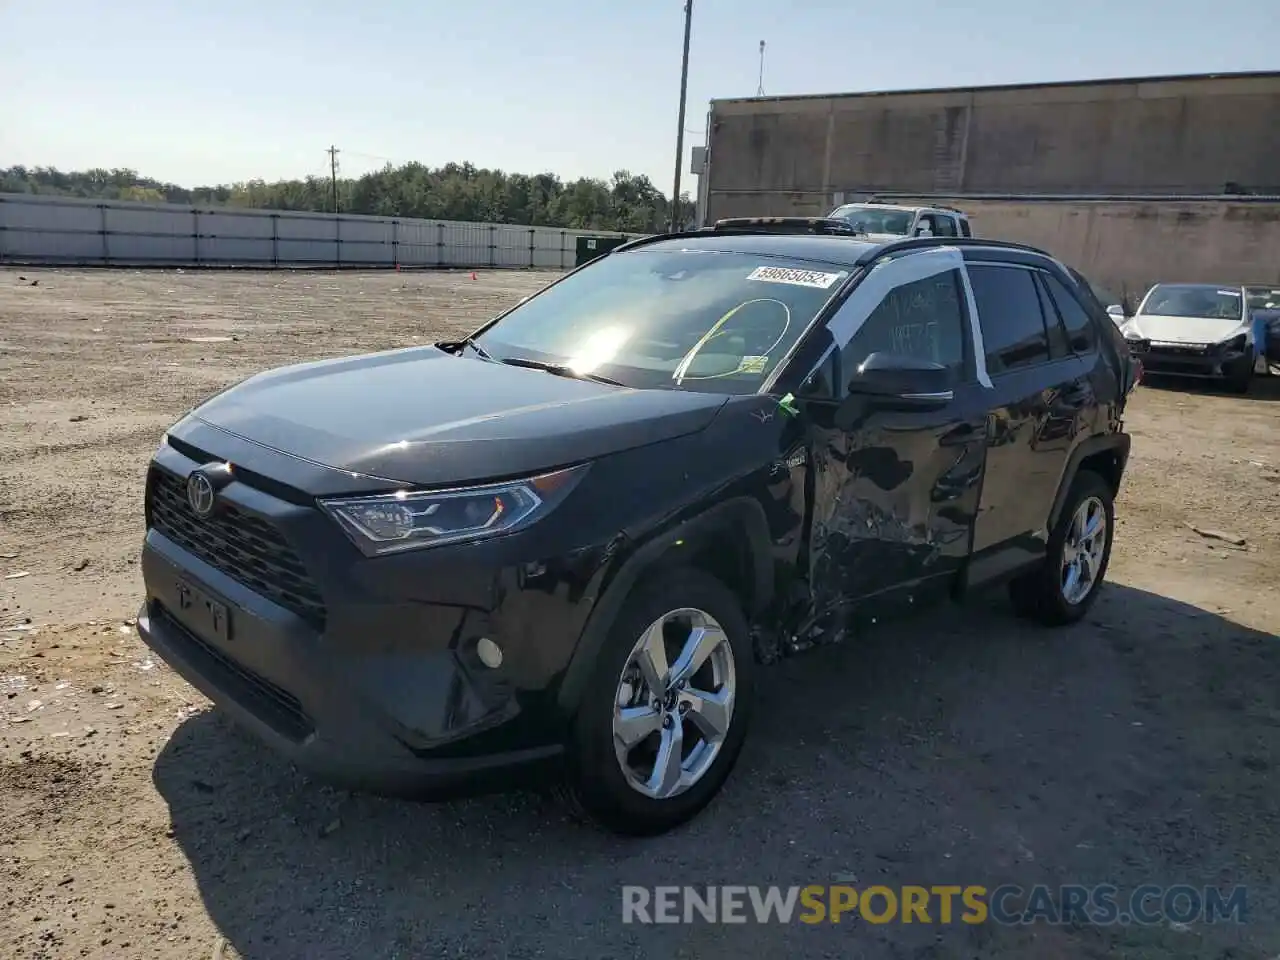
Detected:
[{"left": 137, "top": 221, "right": 1137, "bottom": 836}]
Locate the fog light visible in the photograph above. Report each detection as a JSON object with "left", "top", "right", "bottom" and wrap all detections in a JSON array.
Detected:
[{"left": 476, "top": 637, "right": 503, "bottom": 669}]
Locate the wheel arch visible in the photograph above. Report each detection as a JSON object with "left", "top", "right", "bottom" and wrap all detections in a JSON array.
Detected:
[
  {"left": 1048, "top": 432, "right": 1131, "bottom": 532},
  {"left": 555, "top": 496, "right": 774, "bottom": 717}
]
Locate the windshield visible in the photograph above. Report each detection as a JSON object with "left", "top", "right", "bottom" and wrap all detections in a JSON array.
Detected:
[
  {"left": 1246, "top": 287, "right": 1280, "bottom": 311},
  {"left": 829, "top": 205, "right": 913, "bottom": 236},
  {"left": 473, "top": 249, "right": 852, "bottom": 394},
  {"left": 1138, "top": 284, "right": 1243, "bottom": 320}
]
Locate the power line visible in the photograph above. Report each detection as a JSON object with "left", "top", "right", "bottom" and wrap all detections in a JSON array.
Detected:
[{"left": 343, "top": 148, "right": 401, "bottom": 167}]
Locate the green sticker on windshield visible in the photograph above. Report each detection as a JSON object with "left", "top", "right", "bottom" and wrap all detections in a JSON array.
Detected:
[{"left": 740, "top": 355, "right": 769, "bottom": 374}]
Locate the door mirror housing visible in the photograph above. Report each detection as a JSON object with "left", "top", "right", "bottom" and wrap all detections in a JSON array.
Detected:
[
  {"left": 843, "top": 352, "right": 954, "bottom": 410},
  {"left": 1106, "top": 304, "right": 1127, "bottom": 319}
]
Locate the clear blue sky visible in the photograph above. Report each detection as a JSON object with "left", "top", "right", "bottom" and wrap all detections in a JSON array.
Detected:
[{"left": 1, "top": 0, "right": 1276, "bottom": 195}]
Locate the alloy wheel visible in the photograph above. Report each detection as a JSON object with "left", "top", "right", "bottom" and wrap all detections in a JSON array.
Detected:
[
  {"left": 611, "top": 607, "right": 736, "bottom": 800},
  {"left": 1061, "top": 495, "right": 1107, "bottom": 605}
]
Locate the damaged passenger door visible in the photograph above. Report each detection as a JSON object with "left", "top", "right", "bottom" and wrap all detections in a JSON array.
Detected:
[{"left": 797, "top": 250, "right": 989, "bottom": 629}]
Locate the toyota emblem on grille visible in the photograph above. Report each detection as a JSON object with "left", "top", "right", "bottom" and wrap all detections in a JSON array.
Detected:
[{"left": 186, "top": 471, "right": 217, "bottom": 518}]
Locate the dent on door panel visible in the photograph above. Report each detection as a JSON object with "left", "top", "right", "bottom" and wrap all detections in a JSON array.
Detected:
[
  {"left": 802, "top": 247, "right": 989, "bottom": 637},
  {"left": 809, "top": 417, "right": 976, "bottom": 620}
]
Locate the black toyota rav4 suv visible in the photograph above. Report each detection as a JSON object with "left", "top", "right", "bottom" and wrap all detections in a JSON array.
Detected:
[{"left": 138, "top": 221, "right": 1137, "bottom": 836}]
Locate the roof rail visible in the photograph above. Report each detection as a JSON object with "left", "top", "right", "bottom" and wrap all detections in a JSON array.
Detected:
[
  {"left": 608, "top": 231, "right": 684, "bottom": 254},
  {"left": 711, "top": 216, "right": 859, "bottom": 235},
  {"left": 858, "top": 235, "right": 1056, "bottom": 264},
  {"left": 601, "top": 220, "right": 866, "bottom": 255},
  {"left": 711, "top": 216, "right": 861, "bottom": 236}
]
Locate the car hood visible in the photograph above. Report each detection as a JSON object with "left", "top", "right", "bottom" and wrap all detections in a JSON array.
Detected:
[
  {"left": 1125, "top": 314, "right": 1249, "bottom": 344},
  {"left": 190, "top": 346, "right": 729, "bottom": 486}
]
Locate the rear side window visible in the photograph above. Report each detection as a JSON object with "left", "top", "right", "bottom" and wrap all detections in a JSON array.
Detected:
[
  {"left": 1033, "top": 276, "right": 1072, "bottom": 359},
  {"left": 959, "top": 219, "right": 972, "bottom": 238},
  {"left": 967, "top": 264, "right": 1051, "bottom": 374},
  {"left": 1041, "top": 272, "right": 1098, "bottom": 354}
]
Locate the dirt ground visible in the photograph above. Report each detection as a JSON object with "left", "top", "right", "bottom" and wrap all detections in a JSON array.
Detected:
[{"left": 2, "top": 266, "right": 1279, "bottom": 960}]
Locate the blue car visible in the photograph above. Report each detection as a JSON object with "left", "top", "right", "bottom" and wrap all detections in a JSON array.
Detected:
[{"left": 1246, "top": 286, "right": 1280, "bottom": 375}]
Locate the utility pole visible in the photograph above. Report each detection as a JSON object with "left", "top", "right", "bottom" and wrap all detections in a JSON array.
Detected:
[
  {"left": 757, "top": 41, "right": 766, "bottom": 96},
  {"left": 327, "top": 145, "right": 340, "bottom": 213},
  {"left": 670, "top": 0, "right": 693, "bottom": 233}
]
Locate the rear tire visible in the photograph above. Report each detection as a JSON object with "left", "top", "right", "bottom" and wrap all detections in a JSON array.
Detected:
[
  {"left": 561, "top": 568, "right": 755, "bottom": 836},
  {"left": 1009, "top": 470, "right": 1115, "bottom": 626}
]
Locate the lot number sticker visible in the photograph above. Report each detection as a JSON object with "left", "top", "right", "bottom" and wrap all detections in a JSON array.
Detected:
[{"left": 747, "top": 266, "right": 844, "bottom": 289}]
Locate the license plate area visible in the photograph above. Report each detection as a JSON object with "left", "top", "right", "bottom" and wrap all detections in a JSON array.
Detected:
[{"left": 174, "top": 577, "right": 231, "bottom": 643}]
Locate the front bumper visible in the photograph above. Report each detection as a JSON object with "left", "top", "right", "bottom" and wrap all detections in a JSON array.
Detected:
[
  {"left": 1128, "top": 340, "right": 1254, "bottom": 379},
  {"left": 137, "top": 599, "right": 560, "bottom": 797},
  {"left": 136, "top": 433, "right": 613, "bottom": 799}
]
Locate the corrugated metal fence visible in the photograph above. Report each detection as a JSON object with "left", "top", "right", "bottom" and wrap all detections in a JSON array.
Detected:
[{"left": 0, "top": 193, "right": 642, "bottom": 269}]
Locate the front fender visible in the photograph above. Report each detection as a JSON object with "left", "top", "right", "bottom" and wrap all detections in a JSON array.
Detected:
[{"left": 554, "top": 496, "right": 774, "bottom": 716}]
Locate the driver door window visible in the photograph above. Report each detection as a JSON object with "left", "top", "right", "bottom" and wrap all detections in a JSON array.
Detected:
[
  {"left": 822, "top": 261, "right": 971, "bottom": 394},
  {"left": 927, "top": 214, "right": 959, "bottom": 238}
]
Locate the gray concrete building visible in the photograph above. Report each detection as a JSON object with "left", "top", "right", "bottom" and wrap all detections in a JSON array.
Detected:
[{"left": 697, "top": 71, "right": 1280, "bottom": 296}]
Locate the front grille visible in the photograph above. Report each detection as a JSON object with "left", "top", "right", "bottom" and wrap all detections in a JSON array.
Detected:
[
  {"left": 1148, "top": 342, "right": 1210, "bottom": 357},
  {"left": 147, "top": 467, "right": 328, "bottom": 629},
  {"left": 156, "top": 604, "right": 313, "bottom": 742}
]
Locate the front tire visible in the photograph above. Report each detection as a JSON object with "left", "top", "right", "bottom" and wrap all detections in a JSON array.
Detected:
[
  {"left": 1226, "top": 360, "right": 1254, "bottom": 395},
  {"left": 1009, "top": 469, "right": 1115, "bottom": 625},
  {"left": 562, "top": 568, "right": 755, "bottom": 836}
]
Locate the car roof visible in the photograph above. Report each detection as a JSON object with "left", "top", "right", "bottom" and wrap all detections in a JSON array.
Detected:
[
  {"left": 835, "top": 202, "right": 916, "bottom": 212},
  {"left": 833, "top": 202, "right": 968, "bottom": 217},
  {"left": 1150, "top": 282, "right": 1242, "bottom": 289},
  {"left": 633, "top": 233, "right": 882, "bottom": 267},
  {"left": 625, "top": 233, "right": 1066, "bottom": 271}
]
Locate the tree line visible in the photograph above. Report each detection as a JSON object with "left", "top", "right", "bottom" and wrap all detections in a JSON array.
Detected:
[{"left": 0, "top": 163, "right": 694, "bottom": 233}]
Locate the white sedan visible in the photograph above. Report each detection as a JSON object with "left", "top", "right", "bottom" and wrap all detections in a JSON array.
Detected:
[{"left": 1117, "top": 283, "right": 1261, "bottom": 394}]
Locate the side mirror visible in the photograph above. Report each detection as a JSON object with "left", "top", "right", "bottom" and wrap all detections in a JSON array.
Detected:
[
  {"left": 844, "top": 352, "right": 954, "bottom": 410},
  {"left": 1106, "top": 304, "right": 1127, "bottom": 319},
  {"left": 913, "top": 225, "right": 933, "bottom": 238}
]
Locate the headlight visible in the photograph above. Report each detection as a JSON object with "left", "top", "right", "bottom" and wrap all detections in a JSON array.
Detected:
[
  {"left": 320, "top": 464, "right": 589, "bottom": 556},
  {"left": 1221, "top": 333, "right": 1248, "bottom": 352}
]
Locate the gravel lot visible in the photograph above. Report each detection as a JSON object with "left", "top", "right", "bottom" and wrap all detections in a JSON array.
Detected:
[{"left": 2, "top": 267, "right": 1279, "bottom": 960}]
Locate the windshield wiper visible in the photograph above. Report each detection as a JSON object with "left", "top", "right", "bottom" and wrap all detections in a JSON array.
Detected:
[
  {"left": 460, "top": 336, "right": 494, "bottom": 361},
  {"left": 499, "top": 356, "right": 624, "bottom": 386}
]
